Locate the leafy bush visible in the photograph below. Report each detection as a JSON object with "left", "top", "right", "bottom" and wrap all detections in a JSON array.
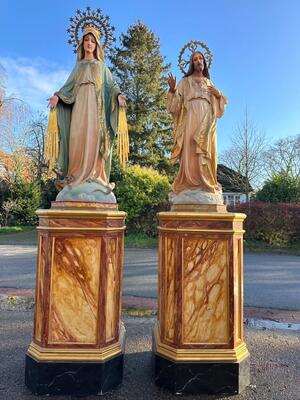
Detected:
[
  {"left": 231, "top": 202, "right": 300, "bottom": 245},
  {"left": 256, "top": 174, "right": 300, "bottom": 203},
  {"left": 0, "top": 181, "right": 10, "bottom": 205},
  {"left": 0, "top": 177, "right": 41, "bottom": 226},
  {"left": 114, "top": 165, "right": 170, "bottom": 236},
  {"left": 40, "top": 179, "right": 58, "bottom": 209}
]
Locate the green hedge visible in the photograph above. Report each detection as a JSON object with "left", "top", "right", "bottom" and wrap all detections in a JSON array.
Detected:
[
  {"left": 114, "top": 165, "right": 170, "bottom": 236},
  {"left": 231, "top": 202, "right": 300, "bottom": 245}
]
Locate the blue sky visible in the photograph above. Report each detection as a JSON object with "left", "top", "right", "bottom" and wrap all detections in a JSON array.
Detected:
[{"left": 1, "top": 0, "right": 300, "bottom": 153}]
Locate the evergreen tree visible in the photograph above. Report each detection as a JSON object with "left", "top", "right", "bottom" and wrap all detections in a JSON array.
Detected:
[{"left": 109, "top": 21, "right": 175, "bottom": 178}]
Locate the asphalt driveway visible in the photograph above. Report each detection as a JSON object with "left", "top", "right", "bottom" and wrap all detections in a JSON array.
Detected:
[{"left": 0, "top": 246, "right": 299, "bottom": 310}]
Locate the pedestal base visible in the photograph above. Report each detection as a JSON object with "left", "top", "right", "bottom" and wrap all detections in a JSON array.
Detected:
[
  {"left": 153, "top": 352, "right": 250, "bottom": 395},
  {"left": 154, "top": 211, "right": 250, "bottom": 395},
  {"left": 25, "top": 325, "right": 125, "bottom": 396},
  {"left": 25, "top": 352, "right": 124, "bottom": 396},
  {"left": 25, "top": 206, "right": 126, "bottom": 395}
]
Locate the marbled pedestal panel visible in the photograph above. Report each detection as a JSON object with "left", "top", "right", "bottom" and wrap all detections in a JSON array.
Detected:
[
  {"left": 153, "top": 211, "right": 250, "bottom": 395},
  {"left": 25, "top": 206, "right": 126, "bottom": 395}
]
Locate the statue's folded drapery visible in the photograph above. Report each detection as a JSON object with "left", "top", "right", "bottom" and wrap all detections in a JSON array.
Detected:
[
  {"left": 52, "top": 59, "right": 121, "bottom": 188},
  {"left": 167, "top": 76, "right": 227, "bottom": 194}
]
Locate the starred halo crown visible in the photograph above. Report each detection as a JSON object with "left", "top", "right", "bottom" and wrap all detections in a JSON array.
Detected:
[{"left": 66, "top": 6, "right": 116, "bottom": 53}]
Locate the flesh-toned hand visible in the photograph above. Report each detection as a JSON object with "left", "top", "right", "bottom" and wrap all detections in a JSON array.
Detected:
[
  {"left": 209, "top": 85, "right": 221, "bottom": 98},
  {"left": 48, "top": 95, "right": 59, "bottom": 109},
  {"left": 118, "top": 94, "right": 127, "bottom": 107},
  {"left": 168, "top": 73, "right": 176, "bottom": 92}
]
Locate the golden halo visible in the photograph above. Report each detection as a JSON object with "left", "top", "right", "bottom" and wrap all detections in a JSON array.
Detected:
[
  {"left": 178, "top": 40, "right": 213, "bottom": 74},
  {"left": 66, "top": 6, "right": 116, "bottom": 53}
]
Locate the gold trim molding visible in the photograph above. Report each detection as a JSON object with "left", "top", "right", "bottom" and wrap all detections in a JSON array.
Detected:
[
  {"left": 158, "top": 227, "right": 245, "bottom": 234},
  {"left": 153, "top": 325, "right": 249, "bottom": 363},
  {"left": 37, "top": 226, "right": 126, "bottom": 232},
  {"left": 36, "top": 209, "right": 126, "bottom": 219},
  {"left": 27, "top": 341, "right": 122, "bottom": 362},
  {"left": 51, "top": 201, "right": 118, "bottom": 210},
  {"left": 158, "top": 212, "right": 246, "bottom": 222}
]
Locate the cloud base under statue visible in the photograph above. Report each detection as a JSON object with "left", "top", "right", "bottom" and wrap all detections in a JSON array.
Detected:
[
  {"left": 56, "top": 181, "right": 117, "bottom": 203},
  {"left": 169, "top": 188, "right": 224, "bottom": 205}
]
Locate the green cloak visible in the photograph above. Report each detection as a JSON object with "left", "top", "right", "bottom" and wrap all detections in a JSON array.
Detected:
[{"left": 55, "top": 59, "right": 120, "bottom": 180}]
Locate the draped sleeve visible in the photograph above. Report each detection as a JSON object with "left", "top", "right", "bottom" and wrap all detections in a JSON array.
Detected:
[
  {"left": 167, "top": 79, "right": 184, "bottom": 115},
  {"left": 207, "top": 80, "right": 227, "bottom": 118},
  {"left": 55, "top": 65, "right": 78, "bottom": 105},
  {"left": 103, "top": 64, "right": 121, "bottom": 140},
  {"left": 167, "top": 79, "right": 188, "bottom": 163},
  {"left": 53, "top": 65, "right": 79, "bottom": 178}
]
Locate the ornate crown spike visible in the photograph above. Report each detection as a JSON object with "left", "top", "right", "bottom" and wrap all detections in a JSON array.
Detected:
[
  {"left": 66, "top": 6, "right": 116, "bottom": 51},
  {"left": 84, "top": 25, "right": 102, "bottom": 40},
  {"left": 178, "top": 40, "right": 213, "bottom": 74}
]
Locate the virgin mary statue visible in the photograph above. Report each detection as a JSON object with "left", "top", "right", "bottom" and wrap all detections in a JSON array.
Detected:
[{"left": 46, "top": 21, "right": 128, "bottom": 203}]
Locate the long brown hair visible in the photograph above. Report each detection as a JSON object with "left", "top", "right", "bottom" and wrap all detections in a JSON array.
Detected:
[{"left": 184, "top": 51, "right": 210, "bottom": 79}]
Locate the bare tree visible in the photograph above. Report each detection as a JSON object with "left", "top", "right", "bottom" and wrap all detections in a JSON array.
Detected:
[
  {"left": 0, "top": 63, "right": 31, "bottom": 154},
  {"left": 25, "top": 114, "right": 49, "bottom": 182},
  {"left": 263, "top": 134, "right": 300, "bottom": 179},
  {"left": 220, "top": 110, "right": 267, "bottom": 199}
]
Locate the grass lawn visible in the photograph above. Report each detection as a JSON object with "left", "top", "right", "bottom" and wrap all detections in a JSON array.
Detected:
[
  {"left": 125, "top": 235, "right": 300, "bottom": 255},
  {"left": 0, "top": 226, "right": 35, "bottom": 234},
  {"left": 0, "top": 227, "right": 159, "bottom": 248},
  {"left": 125, "top": 233, "right": 158, "bottom": 248},
  {"left": 0, "top": 227, "right": 299, "bottom": 255},
  {"left": 244, "top": 239, "right": 300, "bottom": 256},
  {"left": 0, "top": 226, "right": 37, "bottom": 245}
]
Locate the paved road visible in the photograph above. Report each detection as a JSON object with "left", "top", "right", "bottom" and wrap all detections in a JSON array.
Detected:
[
  {"left": 1, "top": 311, "right": 299, "bottom": 400},
  {"left": 0, "top": 245, "right": 299, "bottom": 310}
]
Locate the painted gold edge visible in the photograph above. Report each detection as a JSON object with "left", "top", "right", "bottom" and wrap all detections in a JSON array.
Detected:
[
  {"left": 158, "top": 227, "right": 245, "bottom": 234},
  {"left": 48, "top": 236, "right": 55, "bottom": 340},
  {"left": 237, "top": 238, "right": 243, "bottom": 339},
  {"left": 27, "top": 342, "right": 122, "bottom": 362},
  {"left": 34, "top": 237, "right": 43, "bottom": 342},
  {"left": 154, "top": 327, "right": 249, "bottom": 362},
  {"left": 36, "top": 209, "right": 126, "bottom": 218},
  {"left": 226, "top": 239, "right": 231, "bottom": 342},
  {"left": 30, "top": 340, "right": 120, "bottom": 354},
  {"left": 37, "top": 226, "right": 126, "bottom": 232},
  {"left": 158, "top": 212, "right": 246, "bottom": 221},
  {"left": 155, "top": 345, "right": 250, "bottom": 363}
]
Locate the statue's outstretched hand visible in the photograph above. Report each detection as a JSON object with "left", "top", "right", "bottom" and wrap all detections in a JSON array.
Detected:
[
  {"left": 118, "top": 94, "right": 127, "bottom": 108},
  {"left": 48, "top": 95, "right": 59, "bottom": 109},
  {"left": 168, "top": 73, "right": 176, "bottom": 93},
  {"left": 208, "top": 85, "right": 221, "bottom": 99}
]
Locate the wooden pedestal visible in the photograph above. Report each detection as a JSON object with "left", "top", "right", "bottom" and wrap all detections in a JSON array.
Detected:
[
  {"left": 153, "top": 211, "right": 250, "bottom": 395},
  {"left": 25, "top": 207, "right": 126, "bottom": 396}
]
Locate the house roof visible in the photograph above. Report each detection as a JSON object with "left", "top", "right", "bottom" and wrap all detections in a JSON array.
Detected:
[{"left": 217, "top": 164, "right": 253, "bottom": 193}]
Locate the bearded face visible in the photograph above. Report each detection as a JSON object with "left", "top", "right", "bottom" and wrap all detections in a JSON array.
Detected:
[{"left": 192, "top": 52, "right": 204, "bottom": 73}]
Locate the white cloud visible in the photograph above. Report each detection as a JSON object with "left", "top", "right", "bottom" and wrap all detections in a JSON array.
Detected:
[{"left": 0, "top": 56, "right": 69, "bottom": 111}]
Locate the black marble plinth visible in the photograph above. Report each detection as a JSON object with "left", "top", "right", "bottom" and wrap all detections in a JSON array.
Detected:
[
  {"left": 25, "top": 353, "right": 124, "bottom": 396},
  {"left": 153, "top": 353, "right": 250, "bottom": 395}
]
